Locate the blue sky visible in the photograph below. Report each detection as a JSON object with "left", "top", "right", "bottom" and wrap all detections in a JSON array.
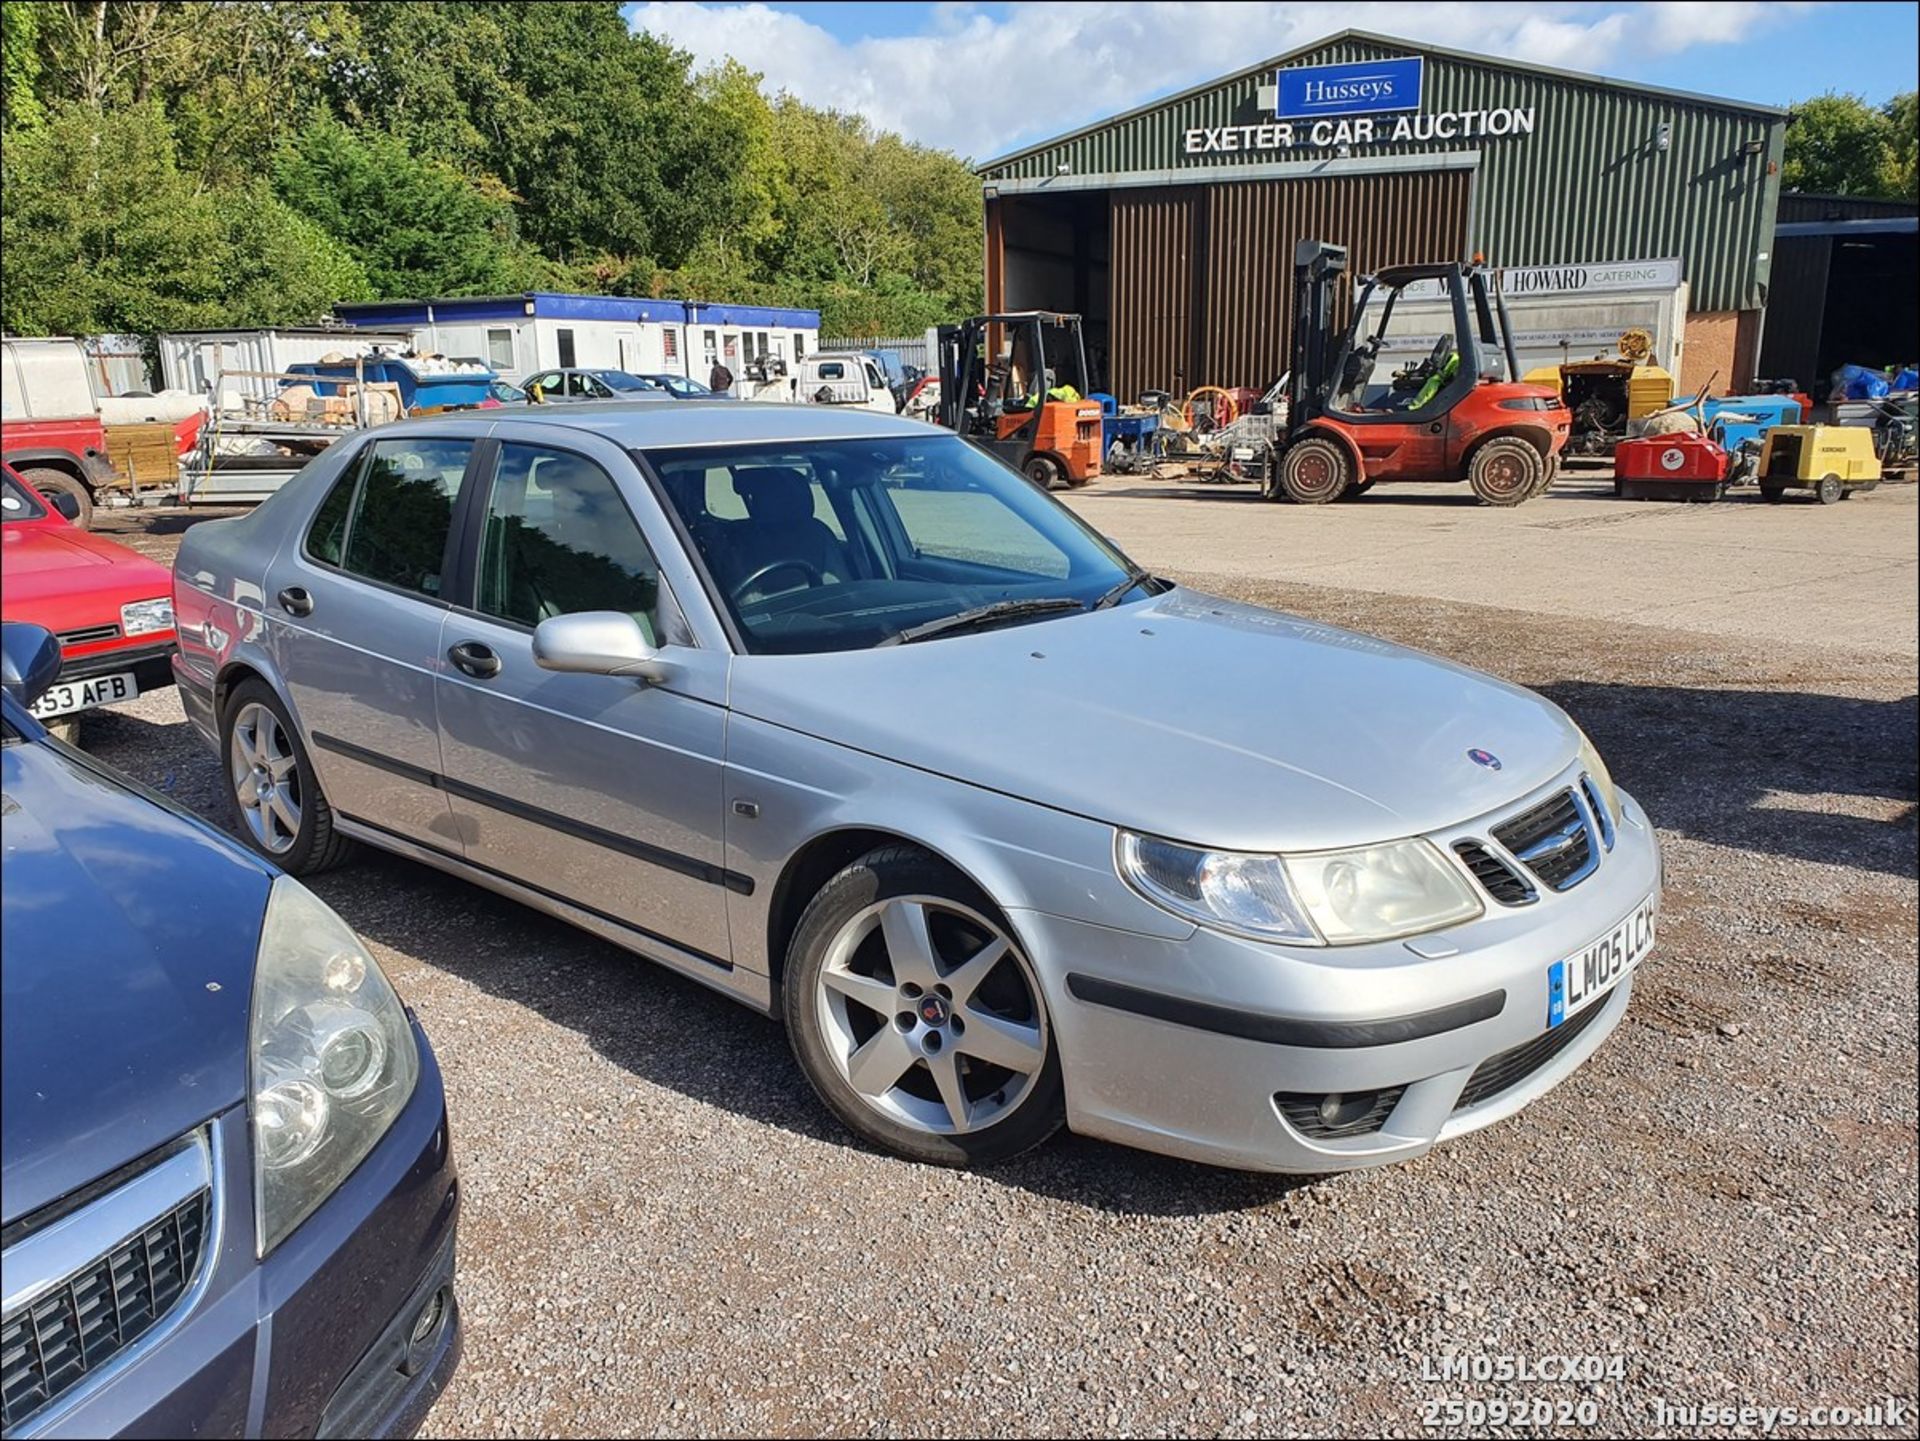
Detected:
[{"left": 627, "top": 2, "right": 1919, "bottom": 159}]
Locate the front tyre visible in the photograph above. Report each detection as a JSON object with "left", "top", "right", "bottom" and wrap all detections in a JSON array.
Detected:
[
  {"left": 220, "top": 678, "right": 356, "bottom": 873},
  {"left": 1277, "top": 436, "right": 1352, "bottom": 503},
  {"left": 784, "top": 846, "right": 1064, "bottom": 1166},
  {"left": 1025, "top": 455, "right": 1065, "bottom": 491}
]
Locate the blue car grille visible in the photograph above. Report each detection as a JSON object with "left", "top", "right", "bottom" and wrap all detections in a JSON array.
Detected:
[{"left": 0, "top": 1192, "right": 209, "bottom": 1429}]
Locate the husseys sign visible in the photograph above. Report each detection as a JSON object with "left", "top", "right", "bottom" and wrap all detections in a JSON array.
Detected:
[{"left": 1183, "top": 56, "right": 1538, "bottom": 156}]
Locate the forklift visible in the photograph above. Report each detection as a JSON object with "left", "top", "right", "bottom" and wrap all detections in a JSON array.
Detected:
[
  {"left": 1267, "top": 241, "right": 1571, "bottom": 505},
  {"left": 935, "top": 312, "right": 1104, "bottom": 488}
]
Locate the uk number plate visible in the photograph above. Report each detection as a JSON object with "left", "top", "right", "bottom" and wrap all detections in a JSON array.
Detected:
[
  {"left": 1548, "top": 895, "right": 1656, "bottom": 1027},
  {"left": 28, "top": 671, "right": 137, "bottom": 719}
]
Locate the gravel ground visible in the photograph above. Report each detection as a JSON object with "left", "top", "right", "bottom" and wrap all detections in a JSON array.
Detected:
[{"left": 74, "top": 501, "right": 1920, "bottom": 1438}]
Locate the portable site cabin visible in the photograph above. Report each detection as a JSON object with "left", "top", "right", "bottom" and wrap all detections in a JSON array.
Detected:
[{"left": 329, "top": 293, "right": 823, "bottom": 396}]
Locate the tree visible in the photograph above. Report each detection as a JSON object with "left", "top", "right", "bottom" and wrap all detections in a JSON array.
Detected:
[
  {"left": 1783, "top": 91, "right": 1917, "bottom": 200},
  {"left": 1, "top": 0, "right": 45, "bottom": 129},
  {"left": 273, "top": 116, "right": 537, "bottom": 298},
  {"left": 1, "top": 102, "right": 365, "bottom": 335}
]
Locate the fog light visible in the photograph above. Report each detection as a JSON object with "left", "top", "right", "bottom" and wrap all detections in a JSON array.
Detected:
[{"left": 403, "top": 1287, "right": 448, "bottom": 1376}]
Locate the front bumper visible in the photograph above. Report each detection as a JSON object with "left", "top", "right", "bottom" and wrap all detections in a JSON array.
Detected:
[
  {"left": 19, "top": 1021, "right": 460, "bottom": 1439},
  {"left": 1020, "top": 786, "right": 1662, "bottom": 1174},
  {"left": 56, "top": 638, "right": 177, "bottom": 693}
]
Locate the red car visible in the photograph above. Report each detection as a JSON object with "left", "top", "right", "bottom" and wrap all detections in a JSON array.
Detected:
[{"left": 1, "top": 464, "right": 176, "bottom": 731}]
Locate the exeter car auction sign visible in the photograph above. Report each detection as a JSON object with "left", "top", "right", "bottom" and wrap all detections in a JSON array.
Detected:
[{"left": 1183, "top": 57, "right": 1538, "bottom": 156}]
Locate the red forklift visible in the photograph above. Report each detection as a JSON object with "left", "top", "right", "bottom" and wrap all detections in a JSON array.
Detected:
[
  {"left": 1267, "top": 240, "right": 1570, "bottom": 505},
  {"left": 935, "top": 312, "right": 1104, "bottom": 489}
]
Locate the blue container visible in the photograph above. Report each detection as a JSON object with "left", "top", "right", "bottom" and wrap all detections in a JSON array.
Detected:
[
  {"left": 1091, "top": 392, "right": 1159, "bottom": 455},
  {"left": 286, "top": 359, "right": 498, "bottom": 412},
  {"left": 1702, "top": 395, "right": 1801, "bottom": 453}
]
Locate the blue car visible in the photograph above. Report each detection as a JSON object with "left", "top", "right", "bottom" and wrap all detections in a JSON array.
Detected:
[{"left": 0, "top": 623, "right": 459, "bottom": 1438}]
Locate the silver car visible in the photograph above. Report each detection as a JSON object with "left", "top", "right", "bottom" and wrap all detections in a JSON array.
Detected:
[{"left": 171, "top": 403, "right": 1661, "bottom": 1172}]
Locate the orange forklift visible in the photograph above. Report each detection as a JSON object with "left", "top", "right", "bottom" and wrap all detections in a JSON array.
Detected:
[
  {"left": 935, "top": 311, "right": 1104, "bottom": 488},
  {"left": 1267, "top": 240, "right": 1571, "bottom": 505}
]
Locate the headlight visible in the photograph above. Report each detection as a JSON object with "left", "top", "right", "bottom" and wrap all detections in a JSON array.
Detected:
[
  {"left": 1119, "top": 832, "right": 1483, "bottom": 946},
  {"left": 251, "top": 876, "right": 418, "bottom": 1255},
  {"left": 120, "top": 597, "right": 174, "bottom": 636},
  {"left": 1577, "top": 730, "right": 1618, "bottom": 823}
]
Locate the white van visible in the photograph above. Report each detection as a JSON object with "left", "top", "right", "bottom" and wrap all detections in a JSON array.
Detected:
[{"left": 748, "top": 352, "right": 895, "bottom": 413}]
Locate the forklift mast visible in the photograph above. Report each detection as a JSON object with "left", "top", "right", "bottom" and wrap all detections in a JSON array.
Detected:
[{"left": 1288, "top": 240, "right": 1349, "bottom": 427}]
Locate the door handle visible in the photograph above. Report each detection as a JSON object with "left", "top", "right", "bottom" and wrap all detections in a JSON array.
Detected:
[
  {"left": 448, "top": 640, "right": 502, "bottom": 680},
  {"left": 277, "top": 586, "right": 313, "bottom": 617}
]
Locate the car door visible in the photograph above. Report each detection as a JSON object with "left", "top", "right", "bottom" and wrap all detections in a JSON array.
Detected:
[
  {"left": 433, "top": 429, "right": 734, "bottom": 963},
  {"left": 264, "top": 434, "right": 478, "bottom": 851}
]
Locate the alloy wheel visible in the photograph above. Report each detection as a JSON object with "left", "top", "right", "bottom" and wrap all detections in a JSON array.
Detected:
[
  {"left": 814, "top": 895, "right": 1049, "bottom": 1136},
  {"left": 229, "top": 701, "right": 303, "bottom": 854}
]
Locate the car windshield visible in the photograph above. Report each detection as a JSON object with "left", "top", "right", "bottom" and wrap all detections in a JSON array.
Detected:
[
  {"left": 641, "top": 435, "right": 1141, "bottom": 654},
  {"left": 2, "top": 471, "right": 47, "bottom": 522},
  {"left": 602, "top": 373, "right": 660, "bottom": 393}
]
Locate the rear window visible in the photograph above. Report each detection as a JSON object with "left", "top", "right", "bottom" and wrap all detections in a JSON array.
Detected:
[{"left": 332, "top": 438, "right": 473, "bottom": 597}]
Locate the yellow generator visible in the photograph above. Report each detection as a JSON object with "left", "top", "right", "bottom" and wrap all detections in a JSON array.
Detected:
[
  {"left": 1524, "top": 329, "right": 1675, "bottom": 459},
  {"left": 1756, "top": 425, "right": 1882, "bottom": 504}
]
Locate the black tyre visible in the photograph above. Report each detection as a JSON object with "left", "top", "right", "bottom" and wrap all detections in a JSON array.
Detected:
[
  {"left": 1025, "top": 455, "right": 1065, "bottom": 491},
  {"left": 1468, "top": 437, "right": 1544, "bottom": 506},
  {"left": 1277, "top": 436, "right": 1352, "bottom": 504},
  {"left": 1816, "top": 474, "right": 1842, "bottom": 505},
  {"left": 783, "top": 846, "right": 1065, "bottom": 1167},
  {"left": 1336, "top": 477, "right": 1376, "bottom": 500},
  {"left": 19, "top": 468, "right": 93, "bottom": 529},
  {"left": 1532, "top": 453, "right": 1562, "bottom": 497},
  {"left": 219, "top": 678, "right": 356, "bottom": 873}
]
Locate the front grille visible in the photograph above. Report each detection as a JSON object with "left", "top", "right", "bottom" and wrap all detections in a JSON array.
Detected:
[
  {"left": 1453, "top": 995, "right": 1612, "bottom": 1111},
  {"left": 1492, "top": 788, "right": 1596, "bottom": 891},
  {"left": 1452, "top": 840, "right": 1536, "bottom": 905},
  {"left": 1275, "top": 1085, "right": 1407, "bottom": 1140},
  {"left": 1, "top": 1193, "right": 209, "bottom": 1428},
  {"left": 55, "top": 623, "right": 119, "bottom": 649}
]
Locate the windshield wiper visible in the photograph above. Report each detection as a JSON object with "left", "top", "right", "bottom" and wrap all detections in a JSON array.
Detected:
[
  {"left": 1091, "top": 569, "right": 1152, "bottom": 610},
  {"left": 880, "top": 597, "right": 1085, "bottom": 646}
]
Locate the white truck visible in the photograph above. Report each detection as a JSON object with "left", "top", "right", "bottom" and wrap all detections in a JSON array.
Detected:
[{"left": 745, "top": 352, "right": 896, "bottom": 413}]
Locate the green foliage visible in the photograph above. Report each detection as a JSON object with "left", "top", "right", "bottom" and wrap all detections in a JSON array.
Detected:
[
  {"left": 1783, "top": 91, "right": 1919, "bottom": 201},
  {"left": 274, "top": 116, "right": 537, "bottom": 297},
  {"left": 0, "top": 102, "right": 365, "bottom": 334},
  {"left": 0, "top": 0, "right": 984, "bottom": 340}
]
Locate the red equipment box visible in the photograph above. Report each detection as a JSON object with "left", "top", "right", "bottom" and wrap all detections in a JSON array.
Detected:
[{"left": 1613, "top": 432, "right": 1729, "bottom": 501}]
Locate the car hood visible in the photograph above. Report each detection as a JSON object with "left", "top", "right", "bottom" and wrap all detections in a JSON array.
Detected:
[
  {"left": 1, "top": 524, "right": 175, "bottom": 612},
  {"left": 728, "top": 588, "right": 1580, "bottom": 851},
  {"left": 1, "top": 737, "right": 269, "bottom": 1226}
]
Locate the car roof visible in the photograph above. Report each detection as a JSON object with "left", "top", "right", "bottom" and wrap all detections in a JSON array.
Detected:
[{"left": 392, "top": 399, "right": 940, "bottom": 449}]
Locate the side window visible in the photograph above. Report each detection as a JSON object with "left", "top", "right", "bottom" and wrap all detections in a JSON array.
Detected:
[
  {"left": 476, "top": 444, "right": 668, "bottom": 643},
  {"left": 340, "top": 438, "right": 473, "bottom": 596},
  {"left": 304, "top": 453, "right": 362, "bottom": 564},
  {"left": 486, "top": 328, "right": 515, "bottom": 371}
]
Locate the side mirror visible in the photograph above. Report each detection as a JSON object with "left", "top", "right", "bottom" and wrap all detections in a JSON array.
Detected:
[
  {"left": 1, "top": 622, "right": 65, "bottom": 709},
  {"left": 531, "top": 611, "right": 671, "bottom": 683},
  {"left": 47, "top": 490, "right": 81, "bottom": 522}
]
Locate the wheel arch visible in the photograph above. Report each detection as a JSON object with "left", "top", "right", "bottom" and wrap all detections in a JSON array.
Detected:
[
  {"left": 1290, "top": 423, "right": 1366, "bottom": 477},
  {"left": 1463, "top": 424, "right": 1553, "bottom": 466},
  {"left": 763, "top": 824, "right": 1033, "bottom": 1003}
]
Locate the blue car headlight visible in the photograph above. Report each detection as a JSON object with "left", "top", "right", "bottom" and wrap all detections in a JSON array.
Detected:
[{"left": 250, "top": 877, "right": 418, "bottom": 1255}]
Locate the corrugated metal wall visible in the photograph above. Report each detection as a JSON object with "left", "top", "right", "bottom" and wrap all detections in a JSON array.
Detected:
[
  {"left": 981, "top": 35, "right": 1784, "bottom": 313},
  {"left": 1201, "top": 170, "right": 1470, "bottom": 390},
  {"left": 1109, "top": 189, "right": 1201, "bottom": 398}
]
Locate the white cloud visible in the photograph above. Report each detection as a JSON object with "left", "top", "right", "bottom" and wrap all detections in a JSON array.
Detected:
[{"left": 628, "top": 2, "right": 1803, "bottom": 159}]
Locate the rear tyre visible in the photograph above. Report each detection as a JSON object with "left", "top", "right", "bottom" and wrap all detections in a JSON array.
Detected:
[
  {"left": 1468, "top": 437, "right": 1544, "bottom": 506},
  {"left": 220, "top": 678, "right": 356, "bottom": 873},
  {"left": 1025, "top": 455, "right": 1065, "bottom": 491},
  {"left": 1532, "top": 453, "right": 1561, "bottom": 497},
  {"left": 1761, "top": 485, "right": 1788, "bottom": 503},
  {"left": 1817, "top": 474, "right": 1843, "bottom": 505},
  {"left": 19, "top": 468, "right": 93, "bottom": 530},
  {"left": 784, "top": 845, "right": 1065, "bottom": 1167},
  {"left": 1277, "top": 436, "right": 1352, "bottom": 504}
]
